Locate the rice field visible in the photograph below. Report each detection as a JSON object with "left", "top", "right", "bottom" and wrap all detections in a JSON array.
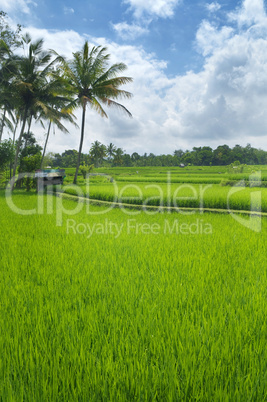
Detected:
[
  {"left": 0, "top": 188, "right": 267, "bottom": 401},
  {"left": 63, "top": 181, "right": 267, "bottom": 213},
  {"left": 59, "top": 165, "right": 267, "bottom": 214},
  {"left": 64, "top": 165, "right": 267, "bottom": 185}
]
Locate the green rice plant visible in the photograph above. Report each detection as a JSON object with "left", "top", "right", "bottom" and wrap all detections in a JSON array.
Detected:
[
  {"left": 63, "top": 181, "right": 267, "bottom": 212},
  {"left": 0, "top": 190, "right": 266, "bottom": 400}
]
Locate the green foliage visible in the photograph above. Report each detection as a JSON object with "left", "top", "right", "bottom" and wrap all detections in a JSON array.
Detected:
[
  {"left": 0, "top": 11, "right": 22, "bottom": 49},
  {"left": 42, "top": 152, "right": 55, "bottom": 168},
  {"left": 19, "top": 152, "right": 42, "bottom": 173},
  {"left": 228, "top": 160, "right": 246, "bottom": 174},
  {"left": 0, "top": 138, "right": 14, "bottom": 171},
  {"left": 52, "top": 143, "right": 267, "bottom": 169},
  {"left": 19, "top": 152, "right": 42, "bottom": 191},
  {"left": 89, "top": 141, "right": 107, "bottom": 167},
  {"left": 79, "top": 163, "right": 94, "bottom": 179},
  {"left": 112, "top": 147, "right": 124, "bottom": 166}
]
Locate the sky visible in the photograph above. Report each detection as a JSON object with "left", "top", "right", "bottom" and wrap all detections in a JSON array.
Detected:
[{"left": 1, "top": 0, "right": 267, "bottom": 155}]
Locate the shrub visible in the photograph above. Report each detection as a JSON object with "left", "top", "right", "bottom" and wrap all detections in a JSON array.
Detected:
[{"left": 79, "top": 163, "right": 94, "bottom": 179}]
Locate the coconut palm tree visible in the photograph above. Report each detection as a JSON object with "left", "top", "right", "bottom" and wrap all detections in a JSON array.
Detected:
[
  {"left": 0, "top": 39, "right": 17, "bottom": 142},
  {"left": 90, "top": 140, "right": 107, "bottom": 167},
  {"left": 40, "top": 67, "right": 77, "bottom": 168},
  {"left": 11, "top": 34, "right": 70, "bottom": 179},
  {"left": 107, "top": 142, "right": 116, "bottom": 160},
  {"left": 62, "top": 41, "right": 133, "bottom": 184},
  {"left": 113, "top": 147, "right": 124, "bottom": 166}
]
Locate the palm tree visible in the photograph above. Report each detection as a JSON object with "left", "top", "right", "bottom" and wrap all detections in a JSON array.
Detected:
[
  {"left": 113, "top": 147, "right": 124, "bottom": 166},
  {"left": 0, "top": 39, "right": 17, "bottom": 142},
  {"left": 63, "top": 41, "right": 133, "bottom": 184},
  {"left": 40, "top": 68, "right": 77, "bottom": 168},
  {"left": 90, "top": 140, "right": 107, "bottom": 167},
  {"left": 12, "top": 34, "right": 69, "bottom": 179},
  {"left": 107, "top": 142, "right": 116, "bottom": 160}
]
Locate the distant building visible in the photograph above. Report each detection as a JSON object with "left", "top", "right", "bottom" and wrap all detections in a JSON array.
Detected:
[{"left": 180, "top": 163, "right": 185, "bottom": 168}]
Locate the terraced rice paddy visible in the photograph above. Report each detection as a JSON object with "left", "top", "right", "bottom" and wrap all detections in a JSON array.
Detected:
[
  {"left": 0, "top": 187, "right": 267, "bottom": 401},
  {"left": 1, "top": 167, "right": 267, "bottom": 400},
  {"left": 63, "top": 181, "right": 267, "bottom": 213}
]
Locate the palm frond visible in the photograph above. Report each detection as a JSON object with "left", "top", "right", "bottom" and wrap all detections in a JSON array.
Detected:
[
  {"left": 100, "top": 97, "right": 132, "bottom": 117},
  {"left": 0, "top": 112, "right": 14, "bottom": 131},
  {"left": 89, "top": 97, "right": 108, "bottom": 118},
  {"left": 93, "top": 62, "right": 129, "bottom": 86}
]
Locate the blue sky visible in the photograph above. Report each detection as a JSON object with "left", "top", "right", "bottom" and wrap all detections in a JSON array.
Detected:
[
  {"left": 1, "top": 0, "right": 267, "bottom": 155},
  {"left": 5, "top": 0, "right": 241, "bottom": 75}
]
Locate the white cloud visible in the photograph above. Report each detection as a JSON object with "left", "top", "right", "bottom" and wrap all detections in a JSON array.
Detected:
[
  {"left": 196, "top": 21, "right": 234, "bottom": 56},
  {"left": 63, "top": 7, "right": 75, "bottom": 15},
  {"left": 0, "top": 0, "right": 36, "bottom": 14},
  {"left": 113, "top": 0, "right": 181, "bottom": 39},
  {"left": 112, "top": 22, "right": 149, "bottom": 40},
  {"left": 21, "top": 27, "right": 84, "bottom": 58},
  {"left": 205, "top": 2, "right": 221, "bottom": 13},
  {"left": 123, "top": 0, "right": 181, "bottom": 19},
  {"left": 229, "top": 0, "right": 266, "bottom": 27},
  {"left": 163, "top": 2, "right": 267, "bottom": 149}
]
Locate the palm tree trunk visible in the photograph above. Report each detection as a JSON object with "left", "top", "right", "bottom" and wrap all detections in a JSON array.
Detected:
[
  {"left": 24, "top": 114, "right": 32, "bottom": 149},
  {"left": 9, "top": 117, "right": 19, "bottom": 179},
  {"left": 40, "top": 120, "right": 52, "bottom": 169},
  {"left": 0, "top": 107, "right": 6, "bottom": 143},
  {"left": 73, "top": 104, "right": 86, "bottom": 184},
  {"left": 12, "top": 108, "right": 28, "bottom": 180},
  {"left": 12, "top": 117, "right": 19, "bottom": 146}
]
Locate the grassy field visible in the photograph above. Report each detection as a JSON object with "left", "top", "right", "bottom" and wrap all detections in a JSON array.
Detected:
[{"left": 1, "top": 188, "right": 267, "bottom": 401}]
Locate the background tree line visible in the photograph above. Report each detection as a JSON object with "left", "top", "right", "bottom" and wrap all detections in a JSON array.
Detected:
[{"left": 40, "top": 142, "right": 267, "bottom": 169}]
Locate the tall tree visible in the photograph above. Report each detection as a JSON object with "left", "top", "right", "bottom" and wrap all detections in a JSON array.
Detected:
[
  {"left": 0, "top": 12, "right": 22, "bottom": 143},
  {"left": 11, "top": 34, "right": 67, "bottom": 179},
  {"left": 90, "top": 140, "right": 106, "bottom": 167},
  {"left": 0, "top": 39, "right": 17, "bottom": 142},
  {"left": 39, "top": 67, "right": 77, "bottom": 168},
  {"left": 0, "top": 138, "right": 15, "bottom": 172},
  {"left": 63, "top": 41, "right": 133, "bottom": 184},
  {"left": 107, "top": 142, "right": 116, "bottom": 160},
  {"left": 113, "top": 147, "right": 124, "bottom": 166}
]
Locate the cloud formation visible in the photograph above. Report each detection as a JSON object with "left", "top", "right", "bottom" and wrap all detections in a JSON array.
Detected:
[
  {"left": 3, "top": 0, "right": 267, "bottom": 155},
  {"left": 163, "top": 0, "right": 267, "bottom": 150},
  {"left": 0, "top": 0, "right": 36, "bottom": 15},
  {"left": 112, "top": 21, "right": 149, "bottom": 40},
  {"left": 113, "top": 0, "right": 182, "bottom": 39},
  {"left": 63, "top": 7, "right": 74, "bottom": 15},
  {"left": 229, "top": 0, "right": 266, "bottom": 27},
  {"left": 205, "top": 2, "right": 221, "bottom": 13},
  {"left": 123, "top": 0, "right": 181, "bottom": 19},
  {"left": 90, "top": 0, "right": 267, "bottom": 153}
]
